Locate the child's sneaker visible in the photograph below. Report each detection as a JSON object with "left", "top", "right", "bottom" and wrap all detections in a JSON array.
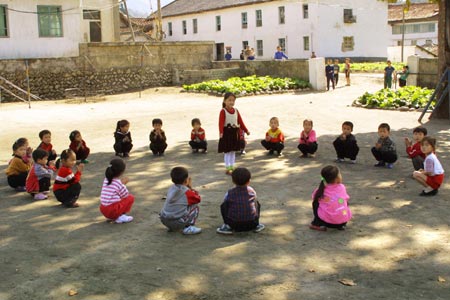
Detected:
[
  {"left": 183, "top": 225, "right": 202, "bottom": 235},
  {"left": 15, "top": 186, "right": 26, "bottom": 192},
  {"left": 374, "top": 161, "right": 385, "bottom": 167},
  {"left": 240, "top": 150, "right": 246, "bottom": 155},
  {"left": 309, "top": 224, "right": 327, "bottom": 231},
  {"left": 202, "top": 149, "right": 208, "bottom": 154},
  {"left": 115, "top": 214, "right": 133, "bottom": 224},
  {"left": 386, "top": 163, "right": 394, "bottom": 169},
  {"left": 254, "top": 224, "right": 265, "bottom": 233},
  {"left": 420, "top": 189, "right": 438, "bottom": 196},
  {"left": 81, "top": 159, "right": 89, "bottom": 164},
  {"left": 335, "top": 158, "right": 345, "bottom": 163},
  {"left": 34, "top": 193, "right": 48, "bottom": 200},
  {"left": 349, "top": 160, "right": 356, "bottom": 164},
  {"left": 216, "top": 224, "right": 233, "bottom": 234},
  {"left": 192, "top": 149, "right": 199, "bottom": 153}
]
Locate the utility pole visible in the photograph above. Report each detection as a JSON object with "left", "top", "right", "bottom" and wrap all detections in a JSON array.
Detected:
[
  {"left": 157, "top": 0, "right": 163, "bottom": 41},
  {"left": 123, "top": 0, "right": 135, "bottom": 42},
  {"left": 401, "top": 2, "right": 406, "bottom": 62}
]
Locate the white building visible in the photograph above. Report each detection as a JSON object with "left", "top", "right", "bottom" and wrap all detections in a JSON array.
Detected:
[
  {"left": 0, "top": 0, "right": 120, "bottom": 59},
  {"left": 159, "top": 0, "right": 389, "bottom": 60}
]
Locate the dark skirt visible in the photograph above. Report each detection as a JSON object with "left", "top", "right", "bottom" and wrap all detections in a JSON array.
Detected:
[{"left": 218, "top": 126, "right": 240, "bottom": 153}]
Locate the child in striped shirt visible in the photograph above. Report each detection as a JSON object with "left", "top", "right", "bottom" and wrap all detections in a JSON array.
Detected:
[{"left": 100, "top": 158, "right": 134, "bottom": 223}]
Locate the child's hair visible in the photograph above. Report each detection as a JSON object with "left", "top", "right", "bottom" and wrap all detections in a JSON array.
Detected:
[
  {"left": 270, "top": 116, "right": 279, "bottom": 124},
  {"left": 69, "top": 130, "right": 80, "bottom": 142},
  {"left": 32, "top": 148, "right": 49, "bottom": 162},
  {"left": 60, "top": 149, "right": 75, "bottom": 161},
  {"left": 387, "top": 60, "right": 392, "bottom": 64},
  {"left": 413, "top": 126, "right": 427, "bottom": 135},
  {"left": 12, "top": 138, "right": 28, "bottom": 152},
  {"left": 105, "top": 158, "right": 126, "bottom": 185},
  {"left": 115, "top": 120, "right": 130, "bottom": 133},
  {"left": 152, "top": 118, "right": 163, "bottom": 126},
  {"left": 313, "top": 165, "right": 340, "bottom": 202},
  {"left": 39, "top": 129, "right": 51, "bottom": 140},
  {"left": 170, "top": 166, "right": 189, "bottom": 184},
  {"left": 232, "top": 167, "right": 251, "bottom": 186},
  {"left": 303, "top": 119, "right": 313, "bottom": 127},
  {"left": 342, "top": 121, "right": 354, "bottom": 130},
  {"left": 404, "top": 65, "right": 409, "bottom": 70},
  {"left": 222, "top": 92, "right": 236, "bottom": 108},
  {"left": 421, "top": 136, "right": 436, "bottom": 149},
  {"left": 191, "top": 118, "right": 201, "bottom": 126},
  {"left": 378, "top": 123, "right": 390, "bottom": 132}
]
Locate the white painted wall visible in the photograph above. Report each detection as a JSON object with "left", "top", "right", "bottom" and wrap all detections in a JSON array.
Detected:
[
  {"left": 0, "top": 0, "right": 118, "bottom": 59},
  {"left": 388, "top": 45, "right": 435, "bottom": 63},
  {"left": 162, "top": 0, "right": 389, "bottom": 60},
  {"left": 389, "top": 21, "right": 438, "bottom": 46}
]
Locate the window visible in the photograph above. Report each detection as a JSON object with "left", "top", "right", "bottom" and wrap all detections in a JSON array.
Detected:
[
  {"left": 83, "top": 10, "right": 100, "bottom": 20},
  {"left": 303, "top": 4, "right": 309, "bottom": 19},
  {"left": 397, "top": 40, "right": 402, "bottom": 46},
  {"left": 256, "top": 10, "right": 262, "bottom": 27},
  {"left": 303, "top": 36, "right": 310, "bottom": 51},
  {"left": 392, "top": 22, "right": 436, "bottom": 35},
  {"left": 342, "top": 36, "right": 354, "bottom": 51},
  {"left": 256, "top": 40, "right": 263, "bottom": 56},
  {"left": 241, "top": 12, "right": 248, "bottom": 29},
  {"left": 343, "top": 9, "right": 356, "bottom": 23},
  {"left": 182, "top": 20, "right": 187, "bottom": 34},
  {"left": 216, "top": 16, "right": 221, "bottom": 31},
  {"left": 193, "top": 19, "right": 197, "bottom": 34},
  {"left": 278, "top": 38, "right": 286, "bottom": 52},
  {"left": 0, "top": 5, "right": 8, "bottom": 37},
  {"left": 242, "top": 41, "right": 249, "bottom": 50},
  {"left": 168, "top": 22, "right": 172, "bottom": 36},
  {"left": 278, "top": 6, "right": 285, "bottom": 24},
  {"left": 37, "top": 6, "right": 63, "bottom": 37},
  {"left": 411, "top": 40, "right": 417, "bottom": 46}
]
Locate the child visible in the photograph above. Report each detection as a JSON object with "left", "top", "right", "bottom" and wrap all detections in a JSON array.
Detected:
[
  {"left": 37, "top": 130, "right": 57, "bottom": 162},
  {"left": 26, "top": 148, "right": 55, "bottom": 200},
  {"left": 225, "top": 50, "right": 232, "bottom": 61},
  {"left": 413, "top": 137, "right": 445, "bottom": 196},
  {"left": 189, "top": 118, "right": 207, "bottom": 153},
  {"left": 298, "top": 119, "right": 318, "bottom": 158},
  {"left": 333, "top": 121, "right": 359, "bottom": 163},
  {"left": 274, "top": 46, "right": 288, "bottom": 60},
  {"left": 405, "top": 126, "right": 427, "bottom": 170},
  {"left": 6, "top": 139, "right": 32, "bottom": 191},
  {"left": 239, "top": 128, "right": 247, "bottom": 155},
  {"left": 114, "top": 119, "right": 133, "bottom": 157},
  {"left": 217, "top": 167, "right": 265, "bottom": 234},
  {"left": 149, "top": 118, "right": 167, "bottom": 156},
  {"left": 53, "top": 149, "right": 83, "bottom": 208},
  {"left": 384, "top": 60, "right": 396, "bottom": 89},
  {"left": 100, "top": 158, "right": 135, "bottom": 223},
  {"left": 344, "top": 58, "right": 351, "bottom": 86},
  {"left": 69, "top": 130, "right": 90, "bottom": 163},
  {"left": 371, "top": 123, "right": 397, "bottom": 169},
  {"left": 325, "top": 59, "right": 335, "bottom": 91},
  {"left": 218, "top": 92, "right": 250, "bottom": 175},
  {"left": 13, "top": 137, "right": 33, "bottom": 164},
  {"left": 333, "top": 59, "right": 340, "bottom": 86},
  {"left": 309, "top": 165, "right": 352, "bottom": 231},
  {"left": 160, "top": 167, "right": 202, "bottom": 235},
  {"left": 261, "top": 117, "right": 284, "bottom": 156},
  {"left": 398, "top": 65, "right": 409, "bottom": 88}
]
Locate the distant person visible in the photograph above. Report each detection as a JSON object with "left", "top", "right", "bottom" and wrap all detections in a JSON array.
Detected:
[
  {"left": 310, "top": 52, "right": 317, "bottom": 58},
  {"left": 333, "top": 121, "right": 359, "bottom": 164},
  {"left": 405, "top": 126, "right": 427, "bottom": 171},
  {"left": 344, "top": 58, "right": 351, "bottom": 86},
  {"left": 244, "top": 46, "right": 252, "bottom": 60},
  {"left": 189, "top": 118, "right": 207, "bottom": 153},
  {"left": 274, "top": 46, "right": 288, "bottom": 60},
  {"left": 240, "top": 50, "right": 245, "bottom": 60},
  {"left": 325, "top": 59, "right": 335, "bottom": 91},
  {"left": 333, "top": 59, "right": 340, "bottom": 86},
  {"left": 398, "top": 65, "right": 409, "bottom": 87},
  {"left": 372, "top": 123, "right": 397, "bottom": 169},
  {"left": 69, "top": 130, "right": 90, "bottom": 163},
  {"left": 238, "top": 128, "right": 247, "bottom": 156},
  {"left": 248, "top": 48, "right": 255, "bottom": 60},
  {"left": 149, "top": 118, "right": 167, "bottom": 156},
  {"left": 114, "top": 119, "right": 133, "bottom": 158},
  {"left": 384, "top": 60, "right": 396, "bottom": 89},
  {"left": 225, "top": 50, "right": 232, "bottom": 61}
]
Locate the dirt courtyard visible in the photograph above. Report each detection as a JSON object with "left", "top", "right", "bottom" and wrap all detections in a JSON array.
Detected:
[{"left": 0, "top": 74, "right": 449, "bottom": 300}]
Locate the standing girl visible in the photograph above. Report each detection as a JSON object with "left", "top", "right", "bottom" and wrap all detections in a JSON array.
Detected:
[
  {"left": 53, "top": 149, "right": 83, "bottom": 208},
  {"left": 100, "top": 158, "right": 135, "bottom": 223},
  {"left": 344, "top": 58, "right": 351, "bottom": 86},
  {"left": 114, "top": 120, "right": 133, "bottom": 157},
  {"left": 218, "top": 92, "right": 250, "bottom": 175},
  {"left": 309, "top": 165, "right": 352, "bottom": 231}
]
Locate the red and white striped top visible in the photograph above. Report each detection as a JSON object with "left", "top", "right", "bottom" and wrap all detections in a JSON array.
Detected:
[{"left": 100, "top": 178, "right": 129, "bottom": 206}]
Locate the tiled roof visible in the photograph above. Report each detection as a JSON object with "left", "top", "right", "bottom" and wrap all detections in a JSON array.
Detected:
[
  {"left": 160, "top": 0, "right": 274, "bottom": 18},
  {"left": 388, "top": 3, "right": 438, "bottom": 23}
]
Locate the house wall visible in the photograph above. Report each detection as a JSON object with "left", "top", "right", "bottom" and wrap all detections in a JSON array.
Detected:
[
  {"left": 162, "top": 0, "right": 388, "bottom": 60},
  {"left": 387, "top": 45, "right": 435, "bottom": 63},
  {"left": 389, "top": 21, "right": 438, "bottom": 46}
]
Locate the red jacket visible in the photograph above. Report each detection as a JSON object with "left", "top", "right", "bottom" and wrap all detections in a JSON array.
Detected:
[
  {"left": 53, "top": 166, "right": 81, "bottom": 191},
  {"left": 191, "top": 127, "right": 206, "bottom": 142},
  {"left": 406, "top": 142, "right": 425, "bottom": 159}
]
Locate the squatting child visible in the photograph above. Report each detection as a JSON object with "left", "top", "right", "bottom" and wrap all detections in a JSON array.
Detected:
[
  {"left": 53, "top": 149, "right": 83, "bottom": 208},
  {"left": 6, "top": 139, "right": 32, "bottom": 191},
  {"left": 149, "top": 118, "right": 167, "bottom": 156},
  {"left": 26, "top": 148, "right": 55, "bottom": 200},
  {"left": 100, "top": 158, "right": 135, "bottom": 223},
  {"left": 333, "top": 121, "right": 359, "bottom": 163},
  {"left": 405, "top": 126, "right": 427, "bottom": 170},
  {"left": 413, "top": 137, "right": 445, "bottom": 196},
  {"left": 298, "top": 119, "right": 318, "bottom": 158},
  {"left": 216, "top": 167, "right": 265, "bottom": 234},
  {"left": 371, "top": 123, "right": 397, "bottom": 169},
  {"left": 189, "top": 118, "right": 207, "bottom": 153},
  {"left": 114, "top": 119, "right": 133, "bottom": 157},
  {"left": 309, "top": 165, "right": 352, "bottom": 231},
  {"left": 69, "top": 130, "right": 90, "bottom": 163},
  {"left": 37, "top": 129, "right": 57, "bottom": 162},
  {"left": 160, "top": 167, "right": 202, "bottom": 235},
  {"left": 261, "top": 117, "right": 284, "bottom": 156}
]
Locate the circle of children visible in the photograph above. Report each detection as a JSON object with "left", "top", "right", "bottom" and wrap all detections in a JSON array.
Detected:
[{"left": 5, "top": 93, "right": 444, "bottom": 234}]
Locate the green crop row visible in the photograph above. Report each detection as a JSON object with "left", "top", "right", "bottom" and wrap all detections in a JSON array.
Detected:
[
  {"left": 338, "top": 62, "right": 404, "bottom": 73},
  {"left": 353, "top": 86, "right": 434, "bottom": 109}
]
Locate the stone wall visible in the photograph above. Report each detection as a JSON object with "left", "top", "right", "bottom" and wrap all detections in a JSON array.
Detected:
[{"left": 417, "top": 57, "right": 438, "bottom": 89}]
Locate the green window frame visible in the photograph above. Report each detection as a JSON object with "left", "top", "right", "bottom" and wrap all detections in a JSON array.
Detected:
[
  {"left": 37, "top": 5, "right": 63, "bottom": 37},
  {"left": 0, "top": 5, "right": 8, "bottom": 37}
]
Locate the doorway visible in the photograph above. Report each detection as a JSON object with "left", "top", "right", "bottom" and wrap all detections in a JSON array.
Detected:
[
  {"left": 89, "top": 21, "right": 102, "bottom": 42},
  {"left": 216, "top": 43, "right": 224, "bottom": 61}
]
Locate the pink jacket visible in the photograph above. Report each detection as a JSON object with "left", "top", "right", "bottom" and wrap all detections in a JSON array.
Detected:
[
  {"left": 299, "top": 130, "right": 317, "bottom": 145},
  {"left": 312, "top": 183, "right": 352, "bottom": 224}
]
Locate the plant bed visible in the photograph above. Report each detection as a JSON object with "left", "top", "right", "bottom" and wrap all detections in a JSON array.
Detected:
[
  {"left": 353, "top": 86, "right": 435, "bottom": 111},
  {"left": 339, "top": 62, "right": 404, "bottom": 73},
  {"left": 182, "top": 75, "right": 311, "bottom": 97}
]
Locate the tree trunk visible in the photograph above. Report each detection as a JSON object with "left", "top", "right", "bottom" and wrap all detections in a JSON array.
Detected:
[{"left": 434, "top": 0, "right": 450, "bottom": 118}]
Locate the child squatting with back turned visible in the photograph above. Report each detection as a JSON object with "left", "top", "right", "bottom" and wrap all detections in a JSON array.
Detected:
[
  {"left": 412, "top": 136, "right": 445, "bottom": 196},
  {"left": 99, "top": 158, "right": 135, "bottom": 223},
  {"left": 217, "top": 167, "right": 265, "bottom": 234},
  {"left": 53, "top": 149, "right": 83, "bottom": 208},
  {"left": 160, "top": 167, "right": 202, "bottom": 235},
  {"left": 309, "top": 165, "right": 352, "bottom": 231}
]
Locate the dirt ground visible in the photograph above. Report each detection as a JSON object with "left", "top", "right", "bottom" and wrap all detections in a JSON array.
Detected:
[{"left": 0, "top": 74, "right": 449, "bottom": 300}]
